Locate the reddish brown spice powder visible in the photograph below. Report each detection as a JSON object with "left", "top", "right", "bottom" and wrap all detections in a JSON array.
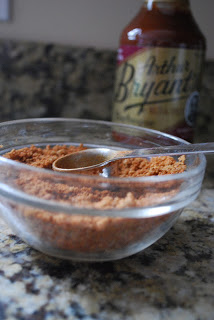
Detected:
[{"left": 3, "top": 145, "right": 186, "bottom": 254}]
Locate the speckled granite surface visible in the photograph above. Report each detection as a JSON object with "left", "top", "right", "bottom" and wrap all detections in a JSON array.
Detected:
[
  {"left": 0, "top": 164, "right": 213, "bottom": 320},
  {"left": 0, "top": 40, "right": 115, "bottom": 122},
  {"left": 0, "top": 39, "right": 214, "bottom": 320}
]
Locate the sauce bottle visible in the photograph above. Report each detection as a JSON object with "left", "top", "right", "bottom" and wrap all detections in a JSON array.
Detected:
[{"left": 112, "top": 0, "right": 206, "bottom": 142}]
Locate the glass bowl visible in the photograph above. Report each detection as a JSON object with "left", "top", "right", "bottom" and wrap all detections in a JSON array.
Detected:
[{"left": 0, "top": 118, "right": 206, "bottom": 261}]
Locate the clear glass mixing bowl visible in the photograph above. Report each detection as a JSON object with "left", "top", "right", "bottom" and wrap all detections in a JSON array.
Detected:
[{"left": 0, "top": 118, "right": 206, "bottom": 261}]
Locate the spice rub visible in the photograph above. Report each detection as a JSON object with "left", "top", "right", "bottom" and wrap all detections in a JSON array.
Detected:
[
  {"left": 5, "top": 144, "right": 186, "bottom": 176},
  {"left": 3, "top": 144, "right": 186, "bottom": 254}
]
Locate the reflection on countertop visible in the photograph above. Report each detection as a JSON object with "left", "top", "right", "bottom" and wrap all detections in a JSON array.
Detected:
[{"left": 0, "top": 39, "right": 213, "bottom": 320}]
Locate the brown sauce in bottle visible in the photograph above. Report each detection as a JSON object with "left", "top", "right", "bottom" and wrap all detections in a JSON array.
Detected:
[{"left": 112, "top": 0, "right": 206, "bottom": 142}]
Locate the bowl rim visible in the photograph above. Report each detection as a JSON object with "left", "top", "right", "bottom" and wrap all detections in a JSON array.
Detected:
[
  {"left": 0, "top": 118, "right": 206, "bottom": 218},
  {"left": 0, "top": 117, "right": 206, "bottom": 182}
]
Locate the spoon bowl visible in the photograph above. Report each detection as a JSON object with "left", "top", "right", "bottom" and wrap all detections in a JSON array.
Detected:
[{"left": 52, "top": 142, "right": 214, "bottom": 173}]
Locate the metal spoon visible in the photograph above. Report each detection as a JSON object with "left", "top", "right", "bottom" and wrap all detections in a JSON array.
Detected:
[{"left": 52, "top": 142, "right": 214, "bottom": 173}]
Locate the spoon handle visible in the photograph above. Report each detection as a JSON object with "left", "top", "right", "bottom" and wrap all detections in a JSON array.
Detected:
[{"left": 125, "top": 142, "right": 214, "bottom": 158}]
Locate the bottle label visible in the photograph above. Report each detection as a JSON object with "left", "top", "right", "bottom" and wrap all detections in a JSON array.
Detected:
[{"left": 112, "top": 46, "right": 204, "bottom": 140}]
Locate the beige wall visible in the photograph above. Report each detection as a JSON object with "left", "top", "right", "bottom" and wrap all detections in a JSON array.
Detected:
[{"left": 0, "top": 0, "right": 213, "bottom": 59}]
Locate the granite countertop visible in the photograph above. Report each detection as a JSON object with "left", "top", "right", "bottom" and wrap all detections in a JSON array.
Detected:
[{"left": 0, "top": 158, "right": 213, "bottom": 320}]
